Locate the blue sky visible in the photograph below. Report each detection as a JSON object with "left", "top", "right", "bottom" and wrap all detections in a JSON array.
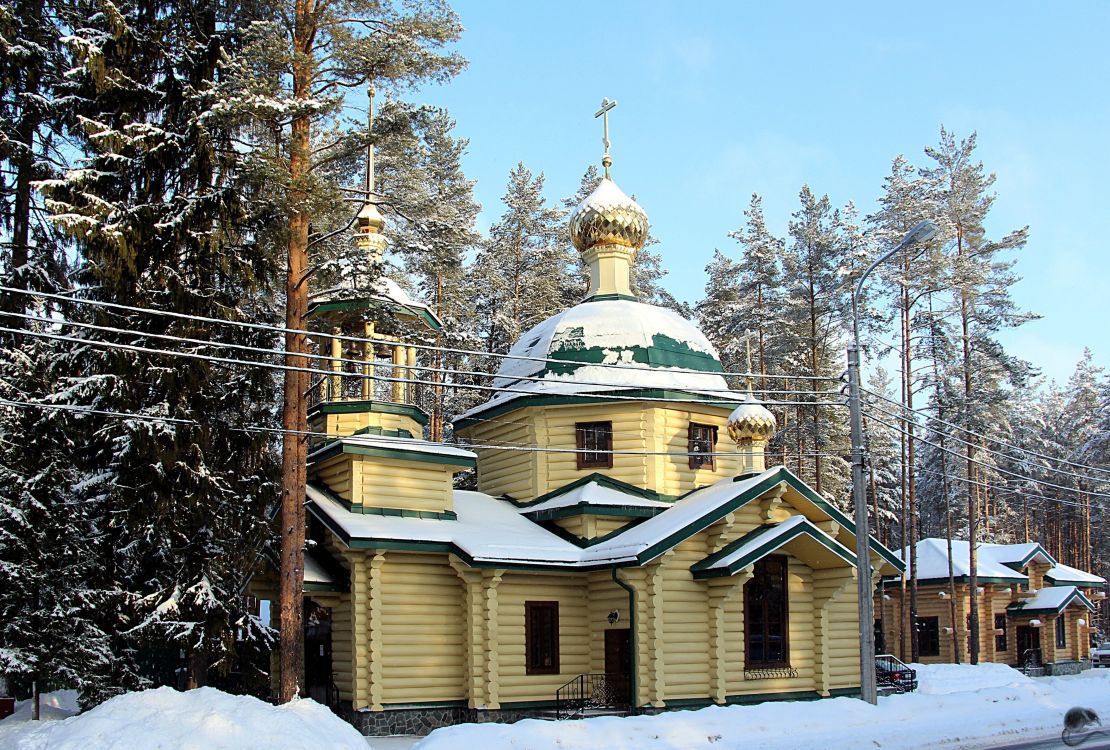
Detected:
[{"left": 410, "top": 1, "right": 1109, "bottom": 384}]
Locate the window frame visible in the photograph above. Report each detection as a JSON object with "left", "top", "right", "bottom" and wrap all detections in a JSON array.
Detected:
[
  {"left": 994, "top": 614, "right": 1008, "bottom": 652},
  {"left": 575, "top": 421, "right": 613, "bottom": 470},
  {"left": 916, "top": 616, "right": 941, "bottom": 658},
  {"left": 525, "top": 601, "right": 560, "bottom": 675},
  {"left": 1055, "top": 615, "right": 1066, "bottom": 649},
  {"left": 687, "top": 422, "right": 718, "bottom": 470},
  {"left": 744, "top": 555, "right": 790, "bottom": 669}
]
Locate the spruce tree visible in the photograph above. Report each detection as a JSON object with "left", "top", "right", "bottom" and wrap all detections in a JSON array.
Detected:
[
  {"left": 469, "top": 163, "right": 574, "bottom": 363},
  {"left": 39, "top": 0, "right": 283, "bottom": 698}
]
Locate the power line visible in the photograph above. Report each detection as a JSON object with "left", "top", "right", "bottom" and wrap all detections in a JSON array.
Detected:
[
  {"left": 0, "top": 396, "right": 842, "bottom": 462},
  {"left": 1, "top": 284, "right": 840, "bottom": 383},
  {"left": 863, "top": 397, "right": 1107, "bottom": 486},
  {"left": 862, "top": 410, "right": 1110, "bottom": 504},
  {"left": 0, "top": 308, "right": 837, "bottom": 399},
  {"left": 911, "top": 463, "right": 1099, "bottom": 513},
  {"left": 0, "top": 322, "right": 848, "bottom": 410},
  {"left": 861, "top": 385, "right": 1110, "bottom": 479}
]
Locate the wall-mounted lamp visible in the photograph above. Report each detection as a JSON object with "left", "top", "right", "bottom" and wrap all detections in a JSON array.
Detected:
[
  {"left": 942, "top": 627, "right": 954, "bottom": 635},
  {"left": 882, "top": 594, "right": 892, "bottom": 601},
  {"left": 1077, "top": 619, "right": 1086, "bottom": 627},
  {"left": 607, "top": 610, "right": 620, "bottom": 625},
  {"left": 1000, "top": 587, "right": 1012, "bottom": 595},
  {"left": 939, "top": 591, "right": 950, "bottom": 599},
  {"left": 1030, "top": 619, "right": 1042, "bottom": 628},
  {"left": 975, "top": 587, "right": 985, "bottom": 595}
]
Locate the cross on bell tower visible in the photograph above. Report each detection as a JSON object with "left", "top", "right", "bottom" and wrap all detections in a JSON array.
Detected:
[{"left": 594, "top": 97, "right": 617, "bottom": 178}]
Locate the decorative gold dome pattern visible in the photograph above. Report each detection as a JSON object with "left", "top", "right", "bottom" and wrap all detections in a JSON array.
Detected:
[
  {"left": 570, "top": 178, "right": 650, "bottom": 252},
  {"left": 727, "top": 395, "right": 777, "bottom": 441}
]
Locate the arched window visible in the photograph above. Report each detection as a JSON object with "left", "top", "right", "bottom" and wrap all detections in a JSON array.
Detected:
[{"left": 745, "top": 555, "right": 789, "bottom": 667}]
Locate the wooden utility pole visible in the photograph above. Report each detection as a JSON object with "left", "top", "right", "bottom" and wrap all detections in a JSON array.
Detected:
[{"left": 278, "top": 0, "right": 315, "bottom": 703}]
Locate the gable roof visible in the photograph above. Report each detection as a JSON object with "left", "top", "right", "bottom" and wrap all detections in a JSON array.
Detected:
[
  {"left": 690, "top": 516, "right": 856, "bottom": 579},
  {"left": 1006, "top": 586, "right": 1096, "bottom": 615}
]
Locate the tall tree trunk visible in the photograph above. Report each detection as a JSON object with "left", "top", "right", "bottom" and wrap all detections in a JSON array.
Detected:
[
  {"left": 278, "top": 0, "right": 315, "bottom": 702},
  {"left": 958, "top": 225, "right": 980, "bottom": 665}
]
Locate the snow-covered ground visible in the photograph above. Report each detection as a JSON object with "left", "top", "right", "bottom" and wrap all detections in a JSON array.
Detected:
[
  {"left": 0, "top": 686, "right": 368, "bottom": 750},
  {"left": 2, "top": 665, "right": 1104, "bottom": 749},
  {"left": 414, "top": 664, "right": 1110, "bottom": 750}
]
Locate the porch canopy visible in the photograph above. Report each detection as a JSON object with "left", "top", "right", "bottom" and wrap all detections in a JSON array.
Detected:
[{"left": 690, "top": 515, "right": 857, "bottom": 579}]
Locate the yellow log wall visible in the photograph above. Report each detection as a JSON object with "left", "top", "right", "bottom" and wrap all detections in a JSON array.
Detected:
[
  {"left": 659, "top": 407, "right": 739, "bottom": 491},
  {"left": 310, "top": 410, "right": 424, "bottom": 441},
  {"left": 470, "top": 414, "right": 535, "bottom": 500},
  {"left": 461, "top": 401, "right": 737, "bottom": 502},
  {"left": 355, "top": 457, "right": 454, "bottom": 515},
  {"left": 587, "top": 571, "right": 631, "bottom": 674},
  {"left": 494, "top": 571, "right": 590, "bottom": 704},
  {"left": 312, "top": 456, "right": 353, "bottom": 501},
  {"left": 378, "top": 552, "right": 466, "bottom": 705}
]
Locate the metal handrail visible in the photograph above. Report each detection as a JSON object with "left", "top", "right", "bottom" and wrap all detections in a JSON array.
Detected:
[
  {"left": 555, "top": 673, "right": 631, "bottom": 720},
  {"left": 875, "top": 653, "right": 918, "bottom": 693}
]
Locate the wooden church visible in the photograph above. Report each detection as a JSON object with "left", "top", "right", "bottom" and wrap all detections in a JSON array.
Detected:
[{"left": 257, "top": 117, "right": 905, "bottom": 736}]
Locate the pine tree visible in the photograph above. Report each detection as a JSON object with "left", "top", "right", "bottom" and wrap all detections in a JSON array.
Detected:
[
  {"left": 378, "top": 105, "right": 481, "bottom": 438},
  {"left": 217, "top": 0, "right": 464, "bottom": 699},
  {"left": 921, "top": 127, "right": 1032, "bottom": 664}
]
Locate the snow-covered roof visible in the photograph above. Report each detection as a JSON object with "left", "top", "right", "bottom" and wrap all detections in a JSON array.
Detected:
[
  {"left": 1007, "top": 586, "right": 1095, "bottom": 614},
  {"left": 309, "top": 434, "right": 476, "bottom": 463},
  {"left": 1046, "top": 562, "right": 1107, "bottom": 586},
  {"left": 303, "top": 551, "right": 335, "bottom": 586},
  {"left": 308, "top": 465, "right": 901, "bottom": 572},
  {"left": 457, "top": 299, "right": 734, "bottom": 422},
  {"left": 983, "top": 542, "right": 1056, "bottom": 568},
  {"left": 520, "top": 478, "right": 671, "bottom": 515},
  {"left": 895, "top": 539, "right": 1060, "bottom": 583},
  {"left": 308, "top": 485, "right": 586, "bottom": 567},
  {"left": 310, "top": 276, "right": 443, "bottom": 330}
]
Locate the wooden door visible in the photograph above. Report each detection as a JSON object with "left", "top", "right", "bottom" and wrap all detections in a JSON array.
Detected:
[
  {"left": 1016, "top": 625, "right": 1039, "bottom": 667},
  {"left": 604, "top": 629, "right": 631, "bottom": 705}
]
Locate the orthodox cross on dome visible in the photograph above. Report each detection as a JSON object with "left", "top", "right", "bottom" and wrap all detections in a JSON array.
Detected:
[{"left": 594, "top": 97, "right": 617, "bottom": 178}]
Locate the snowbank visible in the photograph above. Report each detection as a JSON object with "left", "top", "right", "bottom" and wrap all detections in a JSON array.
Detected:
[
  {"left": 0, "top": 686, "right": 370, "bottom": 750},
  {"left": 414, "top": 665, "right": 1110, "bottom": 750}
]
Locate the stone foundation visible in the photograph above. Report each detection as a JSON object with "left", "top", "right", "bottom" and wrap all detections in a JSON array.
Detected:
[
  {"left": 338, "top": 704, "right": 562, "bottom": 737},
  {"left": 1044, "top": 659, "right": 1091, "bottom": 676}
]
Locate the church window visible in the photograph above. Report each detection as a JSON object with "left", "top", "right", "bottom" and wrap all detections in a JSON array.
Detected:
[
  {"left": 916, "top": 616, "right": 940, "bottom": 657},
  {"left": 1055, "top": 615, "right": 1066, "bottom": 649},
  {"left": 525, "top": 601, "right": 560, "bottom": 675},
  {"left": 995, "top": 614, "right": 1008, "bottom": 651},
  {"left": 575, "top": 422, "right": 613, "bottom": 469},
  {"left": 745, "top": 556, "right": 789, "bottom": 667},
  {"left": 688, "top": 423, "right": 718, "bottom": 470}
]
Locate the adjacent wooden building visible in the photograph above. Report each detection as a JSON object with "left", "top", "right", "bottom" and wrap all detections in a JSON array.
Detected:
[{"left": 877, "top": 538, "right": 1106, "bottom": 675}]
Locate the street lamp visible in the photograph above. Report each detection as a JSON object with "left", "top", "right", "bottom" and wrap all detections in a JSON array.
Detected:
[{"left": 848, "top": 219, "right": 938, "bottom": 705}]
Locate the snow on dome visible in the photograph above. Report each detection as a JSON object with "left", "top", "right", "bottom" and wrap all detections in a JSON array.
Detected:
[
  {"left": 570, "top": 177, "right": 650, "bottom": 252},
  {"left": 458, "top": 299, "right": 733, "bottom": 421},
  {"left": 727, "top": 392, "right": 777, "bottom": 441}
]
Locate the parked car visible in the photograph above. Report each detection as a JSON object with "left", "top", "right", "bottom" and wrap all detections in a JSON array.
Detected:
[{"left": 1094, "top": 641, "right": 1110, "bottom": 667}]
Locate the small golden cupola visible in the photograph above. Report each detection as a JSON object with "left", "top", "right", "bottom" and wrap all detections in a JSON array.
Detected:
[
  {"left": 569, "top": 98, "right": 650, "bottom": 301},
  {"left": 727, "top": 390, "right": 776, "bottom": 476}
]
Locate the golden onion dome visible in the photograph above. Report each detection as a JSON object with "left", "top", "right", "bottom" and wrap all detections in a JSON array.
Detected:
[
  {"left": 727, "top": 393, "right": 777, "bottom": 442},
  {"left": 569, "top": 177, "right": 649, "bottom": 253}
]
